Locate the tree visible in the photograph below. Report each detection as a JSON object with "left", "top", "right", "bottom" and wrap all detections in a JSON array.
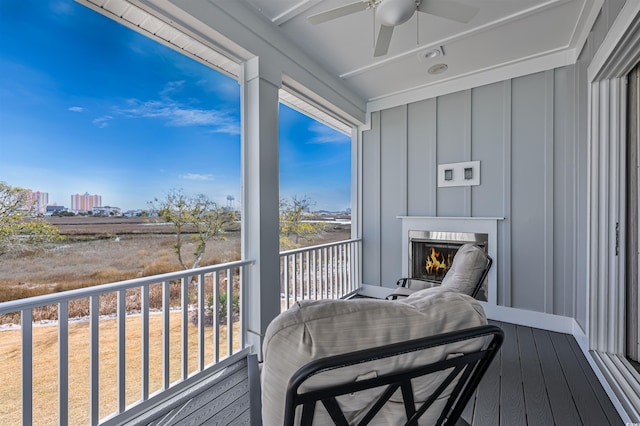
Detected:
[
  {"left": 279, "top": 195, "right": 324, "bottom": 249},
  {"left": 151, "top": 189, "right": 236, "bottom": 270},
  {"left": 0, "top": 182, "right": 63, "bottom": 256}
]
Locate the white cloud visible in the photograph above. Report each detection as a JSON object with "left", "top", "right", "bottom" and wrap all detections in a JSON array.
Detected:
[
  {"left": 68, "top": 106, "right": 84, "bottom": 113},
  {"left": 116, "top": 98, "right": 240, "bottom": 135},
  {"left": 180, "top": 173, "right": 214, "bottom": 181},
  {"left": 307, "top": 122, "right": 350, "bottom": 144},
  {"left": 160, "top": 80, "right": 185, "bottom": 97},
  {"left": 92, "top": 115, "right": 113, "bottom": 128}
]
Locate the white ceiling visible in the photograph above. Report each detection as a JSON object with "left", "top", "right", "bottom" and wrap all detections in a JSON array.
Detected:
[{"left": 239, "top": 0, "right": 600, "bottom": 103}]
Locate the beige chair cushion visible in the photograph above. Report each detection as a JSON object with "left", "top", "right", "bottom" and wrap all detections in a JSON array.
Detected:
[
  {"left": 440, "top": 244, "right": 488, "bottom": 295},
  {"left": 261, "top": 287, "right": 487, "bottom": 426}
]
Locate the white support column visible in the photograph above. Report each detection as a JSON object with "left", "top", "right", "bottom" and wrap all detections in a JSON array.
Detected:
[{"left": 241, "top": 57, "right": 282, "bottom": 358}]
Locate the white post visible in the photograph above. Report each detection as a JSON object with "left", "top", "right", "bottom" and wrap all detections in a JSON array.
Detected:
[{"left": 241, "top": 57, "right": 282, "bottom": 359}]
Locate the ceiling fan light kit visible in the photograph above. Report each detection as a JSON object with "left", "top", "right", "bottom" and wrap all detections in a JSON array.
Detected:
[
  {"left": 428, "top": 63, "right": 448, "bottom": 74},
  {"left": 309, "top": 0, "right": 478, "bottom": 57},
  {"left": 418, "top": 46, "right": 444, "bottom": 62},
  {"left": 376, "top": 0, "right": 417, "bottom": 26}
]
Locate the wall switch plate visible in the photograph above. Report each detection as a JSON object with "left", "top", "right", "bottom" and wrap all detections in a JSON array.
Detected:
[{"left": 438, "top": 161, "right": 480, "bottom": 187}]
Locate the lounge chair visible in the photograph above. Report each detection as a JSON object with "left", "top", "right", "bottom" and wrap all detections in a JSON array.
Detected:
[
  {"left": 390, "top": 244, "right": 492, "bottom": 300},
  {"left": 261, "top": 288, "right": 503, "bottom": 425}
]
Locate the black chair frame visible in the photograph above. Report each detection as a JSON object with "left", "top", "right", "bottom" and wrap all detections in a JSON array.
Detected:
[
  {"left": 396, "top": 255, "right": 493, "bottom": 299},
  {"left": 284, "top": 324, "right": 503, "bottom": 426}
]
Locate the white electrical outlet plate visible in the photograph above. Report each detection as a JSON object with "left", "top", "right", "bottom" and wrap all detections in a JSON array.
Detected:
[{"left": 438, "top": 161, "right": 480, "bottom": 187}]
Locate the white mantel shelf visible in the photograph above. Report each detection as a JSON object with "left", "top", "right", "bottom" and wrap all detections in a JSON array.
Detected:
[{"left": 398, "top": 216, "right": 502, "bottom": 305}]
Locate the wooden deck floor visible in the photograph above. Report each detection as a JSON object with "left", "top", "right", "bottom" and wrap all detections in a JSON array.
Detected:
[
  {"left": 461, "top": 321, "right": 623, "bottom": 426},
  {"left": 130, "top": 321, "right": 623, "bottom": 425}
]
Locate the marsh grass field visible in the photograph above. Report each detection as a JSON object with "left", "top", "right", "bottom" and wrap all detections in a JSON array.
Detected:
[
  {"left": 0, "top": 215, "right": 350, "bottom": 321},
  {"left": 0, "top": 215, "right": 350, "bottom": 424}
]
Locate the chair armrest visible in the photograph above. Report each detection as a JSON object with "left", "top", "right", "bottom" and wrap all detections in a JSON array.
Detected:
[{"left": 396, "top": 278, "right": 441, "bottom": 290}]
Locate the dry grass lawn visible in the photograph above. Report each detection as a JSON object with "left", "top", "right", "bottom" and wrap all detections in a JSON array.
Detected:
[{"left": 0, "top": 311, "right": 241, "bottom": 426}]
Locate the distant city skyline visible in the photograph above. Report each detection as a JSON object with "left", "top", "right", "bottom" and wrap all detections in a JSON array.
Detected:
[{"left": 0, "top": 0, "right": 351, "bottom": 212}]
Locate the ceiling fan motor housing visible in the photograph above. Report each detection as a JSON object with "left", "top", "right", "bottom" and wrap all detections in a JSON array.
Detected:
[{"left": 376, "top": 0, "right": 418, "bottom": 26}]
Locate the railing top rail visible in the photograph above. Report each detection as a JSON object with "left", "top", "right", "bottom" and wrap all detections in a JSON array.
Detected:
[
  {"left": 0, "top": 259, "right": 255, "bottom": 314},
  {"left": 279, "top": 238, "right": 361, "bottom": 256}
]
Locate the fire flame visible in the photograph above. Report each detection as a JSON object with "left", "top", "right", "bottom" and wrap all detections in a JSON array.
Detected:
[{"left": 425, "top": 247, "right": 453, "bottom": 274}]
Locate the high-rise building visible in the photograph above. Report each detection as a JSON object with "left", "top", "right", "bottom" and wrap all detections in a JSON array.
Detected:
[
  {"left": 71, "top": 192, "right": 102, "bottom": 211},
  {"left": 25, "top": 190, "right": 49, "bottom": 214}
]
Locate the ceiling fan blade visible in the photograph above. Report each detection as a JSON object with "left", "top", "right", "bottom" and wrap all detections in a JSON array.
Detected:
[
  {"left": 308, "top": 1, "right": 369, "bottom": 25},
  {"left": 374, "top": 24, "right": 394, "bottom": 57},
  {"left": 418, "top": 0, "right": 479, "bottom": 23}
]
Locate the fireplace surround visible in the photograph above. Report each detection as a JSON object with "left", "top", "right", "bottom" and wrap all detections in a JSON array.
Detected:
[
  {"left": 409, "top": 230, "right": 489, "bottom": 283},
  {"left": 399, "top": 216, "right": 502, "bottom": 305}
]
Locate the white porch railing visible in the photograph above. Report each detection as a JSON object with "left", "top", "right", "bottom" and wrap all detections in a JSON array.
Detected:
[
  {"left": 279, "top": 238, "right": 362, "bottom": 310},
  {"left": 0, "top": 259, "right": 253, "bottom": 426}
]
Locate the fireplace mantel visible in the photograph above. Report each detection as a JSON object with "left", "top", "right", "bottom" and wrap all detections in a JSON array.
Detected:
[{"left": 397, "top": 216, "right": 504, "bottom": 305}]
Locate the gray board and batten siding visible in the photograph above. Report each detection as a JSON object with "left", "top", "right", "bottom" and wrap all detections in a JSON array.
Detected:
[
  {"left": 361, "top": 71, "right": 583, "bottom": 319},
  {"left": 360, "top": 0, "right": 627, "bottom": 330}
]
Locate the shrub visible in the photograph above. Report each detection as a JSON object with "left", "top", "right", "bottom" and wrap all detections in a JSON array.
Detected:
[{"left": 206, "top": 291, "right": 239, "bottom": 320}]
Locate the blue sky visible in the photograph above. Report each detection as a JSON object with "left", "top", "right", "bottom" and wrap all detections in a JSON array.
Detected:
[{"left": 0, "top": 0, "right": 351, "bottom": 212}]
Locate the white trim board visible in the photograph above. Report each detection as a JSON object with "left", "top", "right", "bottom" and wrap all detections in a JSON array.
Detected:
[{"left": 482, "top": 302, "right": 576, "bottom": 334}]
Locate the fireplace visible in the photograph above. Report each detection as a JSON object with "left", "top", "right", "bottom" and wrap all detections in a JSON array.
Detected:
[
  {"left": 409, "top": 231, "right": 489, "bottom": 297},
  {"left": 400, "top": 216, "right": 501, "bottom": 305}
]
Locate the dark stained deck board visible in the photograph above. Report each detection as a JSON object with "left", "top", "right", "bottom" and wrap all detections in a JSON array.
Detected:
[
  {"left": 548, "top": 331, "right": 613, "bottom": 426},
  {"left": 174, "top": 378, "right": 249, "bottom": 426},
  {"left": 137, "top": 357, "right": 250, "bottom": 426},
  {"left": 531, "top": 327, "right": 584, "bottom": 425},
  {"left": 462, "top": 322, "right": 623, "bottom": 426},
  {"left": 168, "top": 369, "right": 248, "bottom": 425},
  {"left": 566, "top": 335, "right": 622, "bottom": 424},
  {"left": 517, "top": 325, "right": 554, "bottom": 425},
  {"left": 498, "top": 322, "right": 527, "bottom": 425},
  {"left": 200, "top": 385, "right": 250, "bottom": 426},
  {"left": 464, "top": 319, "right": 501, "bottom": 426}
]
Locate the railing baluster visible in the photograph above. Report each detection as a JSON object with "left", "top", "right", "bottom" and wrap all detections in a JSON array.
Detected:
[
  {"left": 339, "top": 246, "right": 342, "bottom": 295},
  {"left": 22, "top": 308, "right": 33, "bottom": 426},
  {"left": 90, "top": 295, "right": 99, "bottom": 425},
  {"left": 312, "top": 250, "right": 317, "bottom": 300},
  {"left": 324, "top": 247, "right": 329, "bottom": 298},
  {"left": 198, "top": 273, "right": 205, "bottom": 371},
  {"left": 162, "top": 280, "right": 170, "bottom": 390},
  {"left": 338, "top": 246, "right": 342, "bottom": 296},
  {"left": 58, "top": 302, "right": 69, "bottom": 425},
  {"left": 181, "top": 276, "right": 189, "bottom": 380},
  {"left": 338, "top": 246, "right": 347, "bottom": 297},
  {"left": 292, "top": 254, "right": 297, "bottom": 303},
  {"left": 300, "top": 252, "right": 311, "bottom": 299},
  {"left": 283, "top": 255, "right": 289, "bottom": 310},
  {"left": 117, "top": 290, "right": 126, "bottom": 413},
  {"left": 297, "top": 253, "right": 303, "bottom": 300},
  {"left": 239, "top": 267, "right": 245, "bottom": 348},
  {"left": 226, "top": 268, "right": 233, "bottom": 358},
  {"left": 304, "top": 252, "right": 308, "bottom": 300},
  {"left": 213, "top": 271, "right": 220, "bottom": 364},
  {"left": 141, "top": 284, "right": 149, "bottom": 401},
  {"left": 330, "top": 246, "right": 335, "bottom": 298}
]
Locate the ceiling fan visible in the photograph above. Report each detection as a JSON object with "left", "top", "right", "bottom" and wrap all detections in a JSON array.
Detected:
[{"left": 308, "top": 0, "right": 479, "bottom": 57}]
